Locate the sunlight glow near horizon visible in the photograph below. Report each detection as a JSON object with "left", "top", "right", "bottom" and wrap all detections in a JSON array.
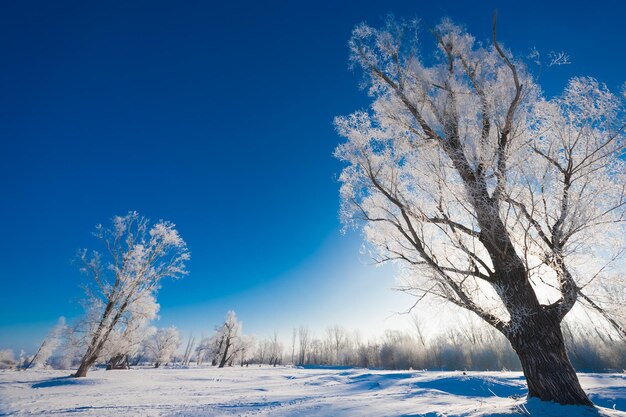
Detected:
[{"left": 128, "top": 232, "right": 417, "bottom": 347}]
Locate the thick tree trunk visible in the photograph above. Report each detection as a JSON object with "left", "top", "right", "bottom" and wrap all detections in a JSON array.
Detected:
[
  {"left": 74, "top": 299, "right": 127, "bottom": 377},
  {"left": 74, "top": 355, "right": 97, "bottom": 377},
  {"left": 484, "top": 252, "right": 590, "bottom": 405},
  {"left": 219, "top": 342, "right": 230, "bottom": 368},
  {"left": 508, "top": 313, "right": 592, "bottom": 406}
]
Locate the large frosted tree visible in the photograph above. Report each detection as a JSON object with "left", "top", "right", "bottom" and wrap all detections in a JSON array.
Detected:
[
  {"left": 335, "top": 15, "right": 625, "bottom": 405},
  {"left": 73, "top": 211, "right": 190, "bottom": 377}
]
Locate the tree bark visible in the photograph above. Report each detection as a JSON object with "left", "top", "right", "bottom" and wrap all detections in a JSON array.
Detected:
[
  {"left": 74, "top": 355, "right": 97, "bottom": 377},
  {"left": 74, "top": 299, "right": 130, "bottom": 377},
  {"left": 508, "top": 311, "right": 592, "bottom": 405},
  {"left": 218, "top": 341, "right": 230, "bottom": 368}
]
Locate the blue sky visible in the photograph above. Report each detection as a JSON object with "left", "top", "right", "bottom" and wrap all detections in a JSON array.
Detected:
[{"left": 1, "top": 0, "right": 625, "bottom": 351}]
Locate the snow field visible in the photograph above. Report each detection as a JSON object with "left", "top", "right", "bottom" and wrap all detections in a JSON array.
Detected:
[{"left": 0, "top": 366, "right": 624, "bottom": 416}]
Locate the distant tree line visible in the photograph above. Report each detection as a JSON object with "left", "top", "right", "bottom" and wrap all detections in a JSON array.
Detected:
[
  {"left": 287, "top": 316, "right": 624, "bottom": 372},
  {"left": 3, "top": 309, "right": 623, "bottom": 373}
]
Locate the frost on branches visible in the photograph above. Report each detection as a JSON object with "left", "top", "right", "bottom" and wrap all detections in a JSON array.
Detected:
[
  {"left": 335, "top": 15, "right": 625, "bottom": 406},
  {"left": 26, "top": 317, "right": 66, "bottom": 369},
  {"left": 73, "top": 211, "right": 190, "bottom": 377},
  {"left": 196, "top": 311, "right": 254, "bottom": 368},
  {"left": 143, "top": 327, "right": 181, "bottom": 368}
]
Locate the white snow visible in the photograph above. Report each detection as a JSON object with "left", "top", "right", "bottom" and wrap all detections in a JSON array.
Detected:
[{"left": 0, "top": 366, "right": 624, "bottom": 416}]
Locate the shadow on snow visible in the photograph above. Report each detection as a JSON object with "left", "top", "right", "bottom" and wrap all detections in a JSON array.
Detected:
[{"left": 32, "top": 375, "right": 99, "bottom": 389}]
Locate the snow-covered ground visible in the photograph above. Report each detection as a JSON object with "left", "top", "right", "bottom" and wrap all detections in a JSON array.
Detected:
[{"left": 0, "top": 366, "right": 624, "bottom": 416}]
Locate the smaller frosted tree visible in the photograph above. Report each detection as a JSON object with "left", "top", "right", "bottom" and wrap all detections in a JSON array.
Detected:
[
  {"left": 207, "top": 310, "right": 244, "bottom": 368},
  {"left": 195, "top": 337, "right": 212, "bottom": 365},
  {"left": 238, "top": 334, "right": 256, "bottom": 366},
  {"left": 144, "top": 326, "right": 181, "bottom": 367},
  {"left": 53, "top": 326, "right": 83, "bottom": 370},
  {"left": 73, "top": 211, "right": 189, "bottom": 377},
  {"left": 26, "top": 317, "right": 66, "bottom": 369},
  {"left": 297, "top": 326, "right": 310, "bottom": 365},
  {"left": 181, "top": 334, "right": 196, "bottom": 366},
  {"left": 267, "top": 332, "right": 283, "bottom": 367},
  {"left": 0, "top": 350, "right": 16, "bottom": 370}
]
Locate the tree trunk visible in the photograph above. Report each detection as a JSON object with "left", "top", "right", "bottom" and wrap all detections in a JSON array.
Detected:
[
  {"left": 508, "top": 313, "right": 592, "bottom": 406},
  {"left": 74, "top": 355, "right": 97, "bottom": 377},
  {"left": 485, "top": 252, "right": 591, "bottom": 406},
  {"left": 218, "top": 341, "right": 230, "bottom": 368},
  {"left": 74, "top": 298, "right": 129, "bottom": 378}
]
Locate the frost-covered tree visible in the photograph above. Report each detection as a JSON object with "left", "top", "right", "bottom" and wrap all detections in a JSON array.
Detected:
[
  {"left": 0, "top": 349, "right": 17, "bottom": 370},
  {"left": 290, "top": 328, "right": 297, "bottom": 365},
  {"left": 195, "top": 336, "right": 212, "bottom": 365},
  {"left": 238, "top": 334, "right": 256, "bottom": 366},
  {"left": 297, "top": 326, "right": 310, "bottom": 366},
  {"left": 52, "top": 324, "right": 83, "bottom": 369},
  {"left": 73, "top": 211, "right": 190, "bottom": 377},
  {"left": 325, "top": 325, "right": 348, "bottom": 365},
  {"left": 26, "top": 317, "right": 66, "bottom": 369},
  {"left": 335, "top": 15, "right": 625, "bottom": 405},
  {"left": 144, "top": 326, "right": 181, "bottom": 367},
  {"left": 199, "top": 311, "right": 246, "bottom": 368},
  {"left": 267, "top": 332, "right": 283, "bottom": 367},
  {"left": 181, "top": 334, "right": 196, "bottom": 366}
]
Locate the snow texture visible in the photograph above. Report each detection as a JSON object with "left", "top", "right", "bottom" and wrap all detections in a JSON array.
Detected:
[{"left": 0, "top": 367, "right": 624, "bottom": 416}]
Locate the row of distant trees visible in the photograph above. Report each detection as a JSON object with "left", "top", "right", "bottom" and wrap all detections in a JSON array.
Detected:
[
  {"left": 3, "top": 307, "right": 623, "bottom": 373},
  {"left": 288, "top": 317, "right": 624, "bottom": 372}
]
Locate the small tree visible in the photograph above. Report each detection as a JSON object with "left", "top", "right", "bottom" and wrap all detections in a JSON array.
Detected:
[
  {"left": 0, "top": 350, "right": 17, "bottom": 370},
  {"left": 26, "top": 317, "right": 66, "bottom": 369},
  {"left": 326, "top": 325, "right": 347, "bottom": 365},
  {"left": 144, "top": 326, "right": 181, "bottom": 368},
  {"left": 73, "top": 211, "right": 189, "bottom": 377},
  {"left": 238, "top": 335, "right": 256, "bottom": 366},
  {"left": 297, "top": 326, "right": 310, "bottom": 366},
  {"left": 202, "top": 311, "right": 246, "bottom": 368},
  {"left": 290, "top": 328, "right": 297, "bottom": 365},
  {"left": 195, "top": 336, "right": 211, "bottom": 365},
  {"left": 267, "top": 332, "right": 283, "bottom": 367},
  {"left": 53, "top": 325, "right": 83, "bottom": 369},
  {"left": 181, "top": 334, "right": 196, "bottom": 366},
  {"left": 336, "top": 15, "right": 625, "bottom": 405}
]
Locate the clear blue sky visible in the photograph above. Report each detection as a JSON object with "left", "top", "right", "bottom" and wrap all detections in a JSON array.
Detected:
[{"left": 1, "top": 0, "right": 624, "bottom": 351}]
